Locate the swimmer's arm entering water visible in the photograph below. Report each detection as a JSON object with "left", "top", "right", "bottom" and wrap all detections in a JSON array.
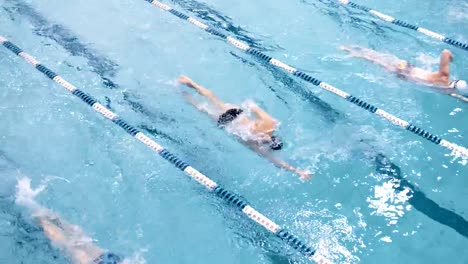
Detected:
[{"left": 248, "top": 143, "right": 312, "bottom": 181}]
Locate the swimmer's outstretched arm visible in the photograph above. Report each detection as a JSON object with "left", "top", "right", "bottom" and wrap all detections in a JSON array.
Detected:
[
  {"left": 249, "top": 143, "right": 312, "bottom": 181},
  {"left": 449, "top": 93, "right": 468, "bottom": 103}
]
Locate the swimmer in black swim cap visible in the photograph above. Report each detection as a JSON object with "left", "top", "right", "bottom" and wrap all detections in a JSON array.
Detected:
[
  {"left": 178, "top": 76, "right": 310, "bottom": 181},
  {"left": 341, "top": 47, "right": 468, "bottom": 102}
]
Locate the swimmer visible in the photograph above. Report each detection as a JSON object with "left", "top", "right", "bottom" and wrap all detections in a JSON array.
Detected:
[
  {"left": 340, "top": 46, "right": 468, "bottom": 102},
  {"left": 177, "top": 76, "right": 312, "bottom": 181},
  {"left": 15, "top": 178, "right": 130, "bottom": 264}
]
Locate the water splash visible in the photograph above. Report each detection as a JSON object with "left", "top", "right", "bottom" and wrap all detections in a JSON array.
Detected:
[
  {"left": 15, "top": 177, "right": 47, "bottom": 212},
  {"left": 122, "top": 248, "right": 148, "bottom": 264},
  {"left": 295, "top": 208, "right": 363, "bottom": 264},
  {"left": 366, "top": 179, "right": 411, "bottom": 226}
]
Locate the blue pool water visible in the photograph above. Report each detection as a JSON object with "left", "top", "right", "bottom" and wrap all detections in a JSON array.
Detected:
[{"left": 0, "top": 0, "right": 467, "bottom": 263}]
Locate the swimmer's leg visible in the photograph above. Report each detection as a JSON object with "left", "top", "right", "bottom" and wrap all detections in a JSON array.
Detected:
[
  {"left": 340, "top": 46, "right": 401, "bottom": 71},
  {"left": 178, "top": 76, "right": 231, "bottom": 111},
  {"left": 39, "top": 214, "right": 88, "bottom": 241},
  {"left": 38, "top": 215, "right": 103, "bottom": 264},
  {"left": 39, "top": 218, "right": 68, "bottom": 247},
  {"left": 182, "top": 91, "right": 216, "bottom": 118}
]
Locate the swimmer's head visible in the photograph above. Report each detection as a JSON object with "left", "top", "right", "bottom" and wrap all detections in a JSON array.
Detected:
[
  {"left": 450, "top": 80, "right": 468, "bottom": 95},
  {"left": 269, "top": 135, "right": 283, "bottom": 150}
]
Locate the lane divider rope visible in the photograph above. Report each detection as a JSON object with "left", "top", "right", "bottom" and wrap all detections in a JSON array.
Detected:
[
  {"left": 337, "top": 0, "right": 468, "bottom": 52},
  {"left": 0, "top": 35, "right": 332, "bottom": 264},
  {"left": 141, "top": 0, "right": 468, "bottom": 159}
]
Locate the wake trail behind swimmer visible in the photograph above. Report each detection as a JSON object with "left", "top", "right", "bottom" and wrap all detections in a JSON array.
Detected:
[{"left": 375, "top": 154, "right": 468, "bottom": 239}]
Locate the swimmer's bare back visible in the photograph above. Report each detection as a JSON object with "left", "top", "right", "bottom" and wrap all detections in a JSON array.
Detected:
[{"left": 177, "top": 76, "right": 312, "bottom": 181}]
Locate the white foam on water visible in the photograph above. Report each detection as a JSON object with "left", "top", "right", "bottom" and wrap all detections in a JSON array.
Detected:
[
  {"left": 122, "top": 248, "right": 148, "bottom": 264},
  {"left": 448, "top": 3, "right": 468, "bottom": 21},
  {"left": 415, "top": 53, "right": 439, "bottom": 70},
  {"left": 380, "top": 236, "right": 392, "bottom": 243},
  {"left": 295, "top": 208, "right": 363, "bottom": 264},
  {"left": 15, "top": 177, "right": 46, "bottom": 212},
  {"left": 452, "top": 108, "right": 462, "bottom": 115},
  {"left": 366, "top": 179, "right": 411, "bottom": 226}
]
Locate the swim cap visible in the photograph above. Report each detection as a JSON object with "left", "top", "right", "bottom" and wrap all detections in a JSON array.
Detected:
[
  {"left": 269, "top": 136, "right": 283, "bottom": 150},
  {"left": 450, "top": 80, "right": 468, "bottom": 96}
]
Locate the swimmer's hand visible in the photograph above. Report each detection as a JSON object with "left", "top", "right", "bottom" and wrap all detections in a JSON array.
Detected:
[
  {"left": 178, "top": 76, "right": 195, "bottom": 87},
  {"left": 296, "top": 169, "right": 312, "bottom": 181},
  {"left": 442, "top": 49, "right": 454, "bottom": 62}
]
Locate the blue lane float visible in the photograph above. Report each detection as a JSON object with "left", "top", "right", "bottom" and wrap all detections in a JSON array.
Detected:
[
  {"left": 0, "top": 36, "right": 332, "bottom": 264},
  {"left": 141, "top": 0, "right": 468, "bottom": 159},
  {"left": 337, "top": 0, "right": 468, "bottom": 52}
]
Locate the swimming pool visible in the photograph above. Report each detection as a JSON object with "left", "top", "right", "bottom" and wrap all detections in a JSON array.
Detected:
[{"left": 0, "top": 0, "right": 467, "bottom": 263}]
